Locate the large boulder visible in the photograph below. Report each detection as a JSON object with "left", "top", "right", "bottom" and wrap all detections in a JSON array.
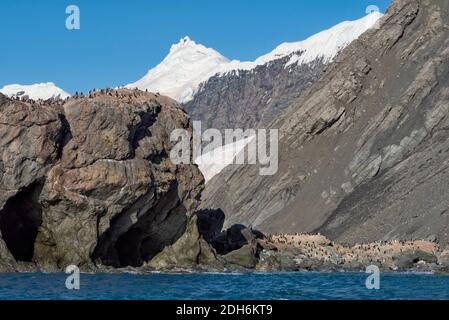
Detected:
[
  {"left": 196, "top": 208, "right": 225, "bottom": 243},
  {"left": 222, "top": 244, "right": 259, "bottom": 269},
  {"left": 147, "top": 216, "right": 223, "bottom": 270},
  {"left": 206, "top": 224, "right": 264, "bottom": 255},
  {"left": 0, "top": 90, "right": 209, "bottom": 271},
  {"left": 392, "top": 249, "right": 438, "bottom": 270},
  {"left": 438, "top": 250, "right": 449, "bottom": 266}
]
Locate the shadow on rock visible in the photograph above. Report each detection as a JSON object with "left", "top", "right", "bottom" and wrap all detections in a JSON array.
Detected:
[{"left": 196, "top": 209, "right": 265, "bottom": 269}]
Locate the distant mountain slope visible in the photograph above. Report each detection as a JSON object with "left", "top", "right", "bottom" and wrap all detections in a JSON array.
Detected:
[
  {"left": 183, "top": 54, "right": 325, "bottom": 131},
  {"left": 201, "top": 0, "right": 449, "bottom": 245},
  {"left": 183, "top": 12, "right": 382, "bottom": 131},
  {"left": 0, "top": 82, "right": 70, "bottom": 100},
  {"left": 127, "top": 13, "right": 382, "bottom": 111}
]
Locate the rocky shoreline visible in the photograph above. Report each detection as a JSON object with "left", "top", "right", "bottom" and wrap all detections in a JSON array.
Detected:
[
  {"left": 116, "top": 233, "right": 449, "bottom": 274},
  {"left": 256, "top": 235, "right": 449, "bottom": 274},
  {"left": 3, "top": 217, "right": 449, "bottom": 274}
]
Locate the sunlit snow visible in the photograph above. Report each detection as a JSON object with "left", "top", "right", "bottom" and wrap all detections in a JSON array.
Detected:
[
  {"left": 127, "top": 12, "right": 383, "bottom": 103},
  {"left": 0, "top": 82, "right": 70, "bottom": 100}
]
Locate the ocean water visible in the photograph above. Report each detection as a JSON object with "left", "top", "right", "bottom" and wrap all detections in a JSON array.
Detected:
[{"left": 0, "top": 272, "right": 448, "bottom": 300}]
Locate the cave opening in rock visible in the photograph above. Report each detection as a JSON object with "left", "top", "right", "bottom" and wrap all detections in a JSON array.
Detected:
[
  {"left": 114, "top": 228, "right": 170, "bottom": 267},
  {"left": 113, "top": 203, "right": 188, "bottom": 267},
  {"left": 114, "top": 228, "right": 145, "bottom": 267},
  {"left": 0, "top": 182, "right": 43, "bottom": 262},
  {"left": 93, "top": 189, "right": 188, "bottom": 268}
]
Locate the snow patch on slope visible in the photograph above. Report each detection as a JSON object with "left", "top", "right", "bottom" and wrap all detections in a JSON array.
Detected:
[
  {"left": 220, "top": 12, "right": 383, "bottom": 72},
  {"left": 195, "top": 136, "right": 255, "bottom": 182},
  {"left": 284, "top": 12, "right": 383, "bottom": 67},
  {"left": 0, "top": 82, "right": 70, "bottom": 100}
]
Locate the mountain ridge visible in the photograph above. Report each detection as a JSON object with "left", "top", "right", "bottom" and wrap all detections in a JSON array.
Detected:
[
  {"left": 126, "top": 12, "right": 382, "bottom": 104},
  {"left": 200, "top": 0, "right": 449, "bottom": 245}
]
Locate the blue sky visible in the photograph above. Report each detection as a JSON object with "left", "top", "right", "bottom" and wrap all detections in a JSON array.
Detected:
[{"left": 0, "top": 0, "right": 391, "bottom": 94}]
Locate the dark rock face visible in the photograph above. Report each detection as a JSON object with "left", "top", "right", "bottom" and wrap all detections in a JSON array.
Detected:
[
  {"left": 0, "top": 90, "right": 207, "bottom": 271},
  {"left": 392, "top": 250, "right": 438, "bottom": 270},
  {"left": 201, "top": 0, "right": 449, "bottom": 245},
  {"left": 209, "top": 224, "right": 263, "bottom": 255},
  {"left": 183, "top": 55, "right": 325, "bottom": 131},
  {"left": 196, "top": 209, "right": 225, "bottom": 244},
  {"left": 197, "top": 209, "right": 263, "bottom": 255}
]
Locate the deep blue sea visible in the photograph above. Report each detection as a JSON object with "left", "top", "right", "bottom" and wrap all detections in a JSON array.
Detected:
[{"left": 0, "top": 272, "right": 448, "bottom": 300}]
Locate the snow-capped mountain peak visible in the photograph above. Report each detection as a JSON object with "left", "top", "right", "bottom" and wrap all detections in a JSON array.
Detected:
[
  {"left": 127, "top": 13, "right": 383, "bottom": 104},
  {"left": 126, "top": 36, "right": 230, "bottom": 103},
  {"left": 223, "top": 11, "right": 384, "bottom": 70},
  {"left": 169, "top": 36, "right": 205, "bottom": 54},
  {"left": 282, "top": 11, "right": 384, "bottom": 67},
  {"left": 126, "top": 12, "right": 383, "bottom": 103},
  {"left": 0, "top": 82, "right": 70, "bottom": 100}
]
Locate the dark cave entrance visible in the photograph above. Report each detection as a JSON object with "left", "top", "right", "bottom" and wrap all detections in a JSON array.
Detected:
[
  {"left": 114, "top": 228, "right": 169, "bottom": 267},
  {"left": 93, "top": 187, "right": 188, "bottom": 268},
  {"left": 114, "top": 228, "right": 144, "bottom": 267},
  {"left": 0, "top": 182, "right": 43, "bottom": 262}
]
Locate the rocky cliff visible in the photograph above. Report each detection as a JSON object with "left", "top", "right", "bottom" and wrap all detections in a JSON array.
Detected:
[
  {"left": 201, "top": 0, "right": 449, "bottom": 245},
  {"left": 182, "top": 56, "right": 325, "bottom": 131},
  {"left": 0, "top": 90, "right": 212, "bottom": 271}
]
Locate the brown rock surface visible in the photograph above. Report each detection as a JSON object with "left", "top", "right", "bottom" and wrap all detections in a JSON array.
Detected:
[{"left": 0, "top": 90, "right": 208, "bottom": 271}]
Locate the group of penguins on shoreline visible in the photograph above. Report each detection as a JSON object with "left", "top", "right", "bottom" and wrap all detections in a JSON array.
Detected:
[
  {"left": 8, "top": 87, "right": 160, "bottom": 106},
  {"left": 265, "top": 233, "right": 431, "bottom": 263}
]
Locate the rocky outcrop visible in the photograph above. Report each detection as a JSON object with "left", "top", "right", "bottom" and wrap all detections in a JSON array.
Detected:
[
  {"left": 183, "top": 55, "right": 325, "bottom": 131},
  {"left": 256, "top": 234, "right": 445, "bottom": 273},
  {"left": 0, "top": 90, "right": 210, "bottom": 271},
  {"left": 136, "top": 231, "right": 449, "bottom": 273},
  {"left": 223, "top": 244, "right": 259, "bottom": 269},
  {"left": 145, "top": 216, "right": 223, "bottom": 271},
  {"left": 201, "top": 0, "right": 449, "bottom": 246},
  {"left": 438, "top": 250, "right": 449, "bottom": 267}
]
